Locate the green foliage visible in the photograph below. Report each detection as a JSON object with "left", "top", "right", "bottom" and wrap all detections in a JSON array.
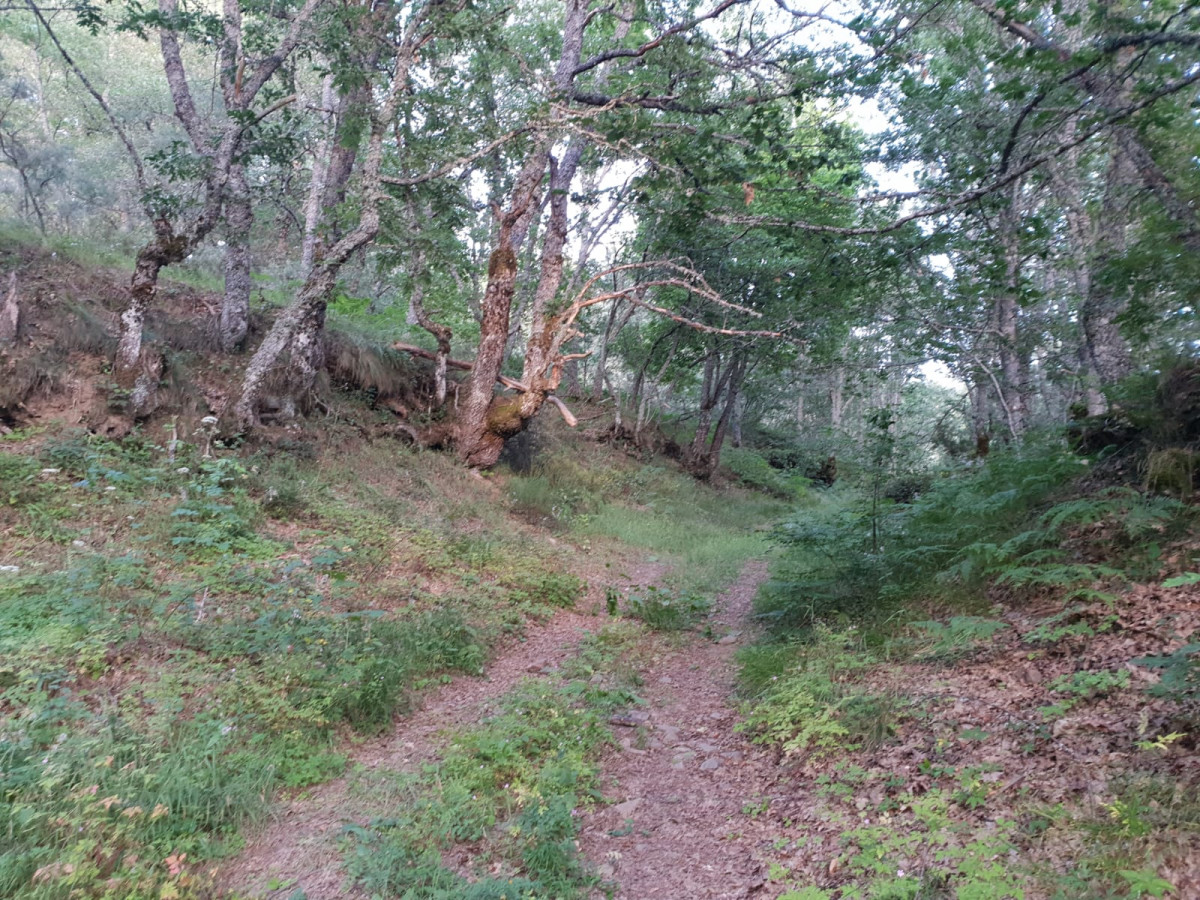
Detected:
[
  {"left": 910, "top": 616, "right": 1009, "bottom": 661},
  {"left": 738, "top": 627, "right": 894, "bottom": 756},
  {"left": 761, "top": 442, "right": 1196, "bottom": 633},
  {"left": 502, "top": 572, "right": 585, "bottom": 610},
  {"left": 169, "top": 458, "right": 279, "bottom": 558},
  {"left": 722, "top": 447, "right": 805, "bottom": 499},
  {"left": 837, "top": 792, "right": 1026, "bottom": 899},
  {"left": 621, "top": 584, "right": 709, "bottom": 631},
  {"left": 1049, "top": 669, "right": 1129, "bottom": 699},
  {"left": 1134, "top": 639, "right": 1200, "bottom": 701},
  {"left": 1022, "top": 606, "right": 1117, "bottom": 645}
]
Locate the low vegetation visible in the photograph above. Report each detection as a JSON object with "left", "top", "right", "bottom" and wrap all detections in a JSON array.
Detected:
[
  {"left": 0, "top": 413, "right": 776, "bottom": 900},
  {"left": 738, "top": 414, "right": 1200, "bottom": 899}
]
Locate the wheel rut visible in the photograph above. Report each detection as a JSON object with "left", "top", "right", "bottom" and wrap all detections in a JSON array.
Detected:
[
  {"left": 576, "top": 559, "right": 779, "bottom": 900},
  {"left": 216, "top": 558, "right": 772, "bottom": 900},
  {"left": 216, "top": 562, "right": 667, "bottom": 899}
]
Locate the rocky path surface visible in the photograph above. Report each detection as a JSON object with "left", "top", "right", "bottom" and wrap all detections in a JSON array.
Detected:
[
  {"left": 577, "top": 559, "right": 780, "bottom": 899},
  {"left": 216, "top": 563, "right": 668, "bottom": 900}
]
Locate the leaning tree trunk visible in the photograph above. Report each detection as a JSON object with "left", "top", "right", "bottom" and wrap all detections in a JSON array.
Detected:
[
  {"left": 698, "top": 355, "right": 746, "bottom": 479},
  {"left": 455, "top": 0, "right": 603, "bottom": 467},
  {"left": 406, "top": 239, "right": 453, "bottom": 406},
  {"left": 116, "top": 224, "right": 192, "bottom": 416},
  {"left": 234, "top": 11, "right": 417, "bottom": 429},
  {"left": 689, "top": 351, "right": 720, "bottom": 463},
  {"left": 220, "top": 162, "right": 253, "bottom": 352},
  {"left": 455, "top": 205, "right": 536, "bottom": 466},
  {"left": 687, "top": 348, "right": 742, "bottom": 476},
  {"left": 1081, "top": 138, "right": 1136, "bottom": 394}
]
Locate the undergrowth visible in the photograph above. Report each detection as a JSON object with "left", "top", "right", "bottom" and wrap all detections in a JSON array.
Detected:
[
  {"left": 740, "top": 433, "right": 1198, "bottom": 900},
  {"left": 0, "top": 429, "right": 667, "bottom": 900}
]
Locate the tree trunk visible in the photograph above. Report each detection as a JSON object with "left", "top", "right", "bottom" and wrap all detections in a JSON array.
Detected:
[
  {"left": 592, "top": 300, "right": 623, "bottom": 400},
  {"left": 236, "top": 269, "right": 335, "bottom": 424},
  {"left": 116, "top": 226, "right": 191, "bottom": 416},
  {"left": 692, "top": 353, "right": 746, "bottom": 480},
  {"left": 829, "top": 368, "right": 845, "bottom": 429},
  {"left": 0, "top": 272, "right": 19, "bottom": 345},
  {"left": 996, "top": 181, "right": 1028, "bottom": 439},
  {"left": 301, "top": 73, "right": 337, "bottom": 274},
  {"left": 235, "top": 8, "right": 419, "bottom": 428},
  {"left": 690, "top": 351, "right": 720, "bottom": 460},
  {"left": 455, "top": 189, "right": 539, "bottom": 466},
  {"left": 1081, "top": 138, "right": 1136, "bottom": 391},
  {"left": 455, "top": 0, "right": 598, "bottom": 467},
  {"left": 406, "top": 238, "right": 452, "bottom": 406},
  {"left": 968, "top": 375, "right": 991, "bottom": 457},
  {"left": 220, "top": 162, "right": 253, "bottom": 352}
]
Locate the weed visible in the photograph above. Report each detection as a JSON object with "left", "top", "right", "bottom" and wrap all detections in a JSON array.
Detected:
[
  {"left": 910, "top": 616, "right": 1009, "bottom": 661},
  {"left": 1049, "top": 668, "right": 1129, "bottom": 700},
  {"left": 737, "top": 627, "right": 894, "bottom": 757},
  {"left": 622, "top": 584, "right": 709, "bottom": 631},
  {"left": 503, "top": 571, "right": 585, "bottom": 610}
]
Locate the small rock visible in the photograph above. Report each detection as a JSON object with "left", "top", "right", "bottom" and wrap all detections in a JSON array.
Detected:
[
  {"left": 72, "top": 540, "right": 86, "bottom": 548},
  {"left": 175, "top": 467, "right": 190, "bottom": 475},
  {"left": 609, "top": 710, "right": 650, "bottom": 728},
  {"left": 700, "top": 757, "right": 721, "bottom": 771},
  {"left": 0, "top": 565, "right": 19, "bottom": 575},
  {"left": 613, "top": 798, "right": 641, "bottom": 817},
  {"left": 697, "top": 741, "right": 719, "bottom": 752},
  {"left": 40, "top": 468, "right": 60, "bottom": 475},
  {"left": 718, "top": 631, "right": 742, "bottom": 644},
  {"left": 657, "top": 724, "right": 682, "bottom": 742},
  {"left": 526, "top": 660, "right": 549, "bottom": 673}
]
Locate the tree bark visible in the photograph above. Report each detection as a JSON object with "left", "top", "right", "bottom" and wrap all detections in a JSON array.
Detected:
[
  {"left": 0, "top": 272, "right": 19, "bottom": 345},
  {"left": 220, "top": 162, "right": 253, "bottom": 352},
  {"left": 301, "top": 73, "right": 337, "bottom": 274},
  {"left": 996, "top": 188, "right": 1028, "bottom": 438},
  {"left": 454, "top": 0, "right": 593, "bottom": 467}
]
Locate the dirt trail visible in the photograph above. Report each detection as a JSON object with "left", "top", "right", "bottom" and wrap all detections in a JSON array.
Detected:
[
  {"left": 216, "top": 562, "right": 667, "bottom": 900},
  {"left": 577, "top": 559, "right": 780, "bottom": 900}
]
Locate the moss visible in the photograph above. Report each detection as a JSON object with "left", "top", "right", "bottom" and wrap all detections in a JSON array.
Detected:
[{"left": 485, "top": 396, "right": 526, "bottom": 439}]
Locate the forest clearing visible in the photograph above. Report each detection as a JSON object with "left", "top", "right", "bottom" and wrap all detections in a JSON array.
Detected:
[{"left": 0, "top": 0, "right": 1198, "bottom": 896}]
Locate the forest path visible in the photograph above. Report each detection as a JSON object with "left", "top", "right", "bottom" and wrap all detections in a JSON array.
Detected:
[
  {"left": 576, "top": 559, "right": 780, "bottom": 899},
  {"left": 215, "top": 559, "right": 669, "bottom": 900}
]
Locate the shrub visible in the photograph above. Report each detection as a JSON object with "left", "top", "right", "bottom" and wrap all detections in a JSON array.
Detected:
[
  {"left": 738, "top": 627, "right": 894, "bottom": 756},
  {"left": 622, "top": 584, "right": 709, "bottom": 631},
  {"left": 723, "top": 447, "right": 803, "bottom": 499}
]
